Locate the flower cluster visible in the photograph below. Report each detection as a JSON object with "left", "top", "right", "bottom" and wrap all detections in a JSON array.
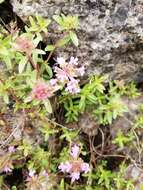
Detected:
[
  {"left": 26, "top": 170, "right": 49, "bottom": 190},
  {"left": 8, "top": 146, "right": 16, "bottom": 153},
  {"left": 31, "top": 57, "right": 85, "bottom": 101},
  {"left": 13, "top": 35, "right": 35, "bottom": 55},
  {"left": 54, "top": 57, "right": 85, "bottom": 94},
  {"left": 3, "top": 160, "right": 13, "bottom": 173},
  {"left": 31, "top": 80, "right": 59, "bottom": 101},
  {"left": 2, "top": 146, "right": 16, "bottom": 173},
  {"left": 58, "top": 144, "right": 90, "bottom": 183}
]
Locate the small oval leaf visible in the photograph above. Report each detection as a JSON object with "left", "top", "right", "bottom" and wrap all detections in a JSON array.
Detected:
[{"left": 69, "top": 31, "right": 79, "bottom": 47}]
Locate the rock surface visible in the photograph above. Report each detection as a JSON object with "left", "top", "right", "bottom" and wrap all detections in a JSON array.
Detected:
[{"left": 11, "top": 0, "right": 143, "bottom": 82}]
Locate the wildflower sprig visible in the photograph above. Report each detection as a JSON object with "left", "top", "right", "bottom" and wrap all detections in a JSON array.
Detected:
[
  {"left": 26, "top": 170, "right": 50, "bottom": 190},
  {"left": 0, "top": 14, "right": 81, "bottom": 114},
  {"left": 59, "top": 144, "right": 90, "bottom": 183},
  {"left": 54, "top": 56, "right": 85, "bottom": 94},
  {"left": 60, "top": 75, "right": 128, "bottom": 124}
]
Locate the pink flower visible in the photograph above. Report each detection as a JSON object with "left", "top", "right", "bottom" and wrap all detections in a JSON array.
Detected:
[
  {"left": 81, "top": 163, "right": 90, "bottom": 173},
  {"left": 70, "top": 172, "right": 80, "bottom": 183},
  {"left": 8, "top": 146, "right": 16, "bottom": 153},
  {"left": 76, "top": 66, "right": 85, "bottom": 76},
  {"left": 49, "top": 79, "right": 57, "bottom": 86},
  {"left": 3, "top": 166, "right": 12, "bottom": 173},
  {"left": 41, "top": 170, "right": 49, "bottom": 177},
  {"left": 54, "top": 66, "right": 69, "bottom": 83},
  {"left": 54, "top": 56, "right": 85, "bottom": 94},
  {"left": 54, "top": 65, "right": 77, "bottom": 83},
  {"left": 58, "top": 144, "right": 90, "bottom": 183},
  {"left": 54, "top": 57, "right": 80, "bottom": 83},
  {"left": 69, "top": 57, "right": 78, "bottom": 65},
  {"left": 13, "top": 36, "right": 35, "bottom": 55},
  {"left": 58, "top": 161, "right": 72, "bottom": 173},
  {"left": 65, "top": 79, "right": 80, "bottom": 94},
  {"left": 32, "top": 81, "right": 55, "bottom": 100},
  {"left": 70, "top": 144, "right": 80, "bottom": 159},
  {"left": 29, "top": 170, "right": 36, "bottom": 177},
  {"left": 26, "top": 170, "right": 49, "bottom": 190},
  {"left": 56, "top": 57, "right": 66, "bottom": 67}
]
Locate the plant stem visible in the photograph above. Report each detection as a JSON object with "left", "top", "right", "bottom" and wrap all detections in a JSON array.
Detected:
[
  {"left": 45, "top": 48, "right": 55, "bottom": 64},
  {"left": 27, "top": 54, "right": 40, "bottom": 79},
  {"left": 27, "top": 55, "right": 37, "bottom": 69}
]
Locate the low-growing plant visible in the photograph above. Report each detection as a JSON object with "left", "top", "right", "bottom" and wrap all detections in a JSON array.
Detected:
[
  {"left": 112, "top": 131, "right": 134, "bottom": 149},
  {"left": 60, "top": 76, "right": 128, "bottom": 124},
  {"left": 0, "top": 13, "right": 141, "bottom": 190}
]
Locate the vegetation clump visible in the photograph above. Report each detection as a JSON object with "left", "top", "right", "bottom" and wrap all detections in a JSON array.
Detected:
[{"left": 0, "top": 12, "right": 143, "bottom": 190}]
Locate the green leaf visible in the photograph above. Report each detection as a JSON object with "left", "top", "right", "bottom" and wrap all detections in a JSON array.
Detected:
[
  {"left": 53, "top": 15, "right": 63, "bottom": 26},
  {"left": 3, "top": 93, "right": 9, "bottom": 104},
  {"left": 60, "top": 179, "right": 65, "bottom": 190},
  {"left": 45, "top": 45, "right": 55, "bottom": 51},
  {"left": 29, "top": 16, "right": 35, "bottom": 26},
  {"left": 36, "top": 15, "right": 51, "bottom": 31},
  {"left": 43, "top": 99, "right": 52, "bottom": 113},
  {"left": 32, "top": 99, "right": 40, "bottom": 106},
  {"left": 33, "top": 49, "right": 46, "bottom": 55},
  {"left": 45, "top": 64, "right": 53, "bottom": 78},
  {"left": 18, "top": 56, "right": 28, "bottom": 74},
  {"left": 57, "top": 35, "right": 71, "bottom": 47},
  {"left": 33, "top": 33, "right": 42, "bottom": 46},
  {"left": 28, "top": 16, "right": 38, "bottom": 31},
  {"left": 105, "top": 111, "right": 112, "bottom": 124},
  {"left": 79, "top": 96, "right": 86, "bottom": 112},
  {"left": 3, "top": 56, "right": 12, "bottom": 70},
  {"left": 41, "top": 63, "right": 53, "bottom": 78},
  {"left": 0, "top": 45, "right": 8, "bottom": 55},
  {"left": 53, "top": 15, "right": 79, "bottom": 30},
  {"left": 87, "top": 94, "right": 97, "bottom": 103},
  {"left": 69, "top": 31, "right": 79, "bottom": 46}
]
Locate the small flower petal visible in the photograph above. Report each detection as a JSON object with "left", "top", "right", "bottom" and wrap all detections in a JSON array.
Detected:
[
  {"left": 58, "top": 162, "right": 72, "bottom": 173},
  {"left": 81, "top": 163, "right": 90, "bottom": 174},
  {"left": 65, "top": 79, "right": 80, "bottom": 94},
  {"left": 41, "top": 170, "right": 49, "bottom": 177},
  {"left": 54, "top": 67, "right": 69, "bottom": 83},
  {"left": 76, "top": 66, "right": 85, "bottom": 76},
  {"left": 49, "top": 79, "right": 57, "bottom": 86},
  {"left": 3, "top": 166, "right": 12, "bottom": 173},
  {"left": 56, "top": 57, "right": 66, "bottom": 67},
  {"left": 8, "top": 146, "right": 16, "bottom": 153},
  {"left": 69, "top": 57, "right": 78, "bottom": 65},
  {"left": 70, "top": 144, "right": 80, "bottom": 159},
  {"left": 70, "top": 172, "right": 80, "bottom": 182},
  {"left": 29, "top": 169, "right": 36, "bottom": 177}
]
